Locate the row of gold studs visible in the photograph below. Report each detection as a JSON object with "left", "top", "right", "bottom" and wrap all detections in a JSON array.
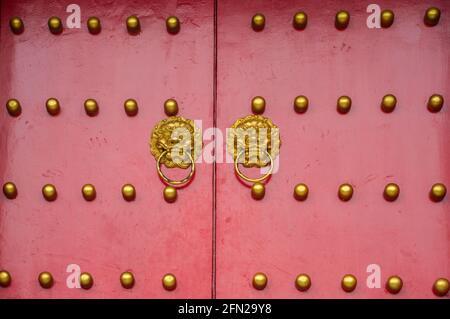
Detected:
[
  {"left": 8, "top": 7, "right": 442, "bottom": 36},
  {"left": 3, "top": 182, "right": 447, "bottom": 203},
  {"left": 4, "top": 94, "right": 445, "bottom": 118},
  {"left": 252, "top": 7, "right": 441, "bottom": 31},
  {"left": 9, "top": 15, "right": 181, "bottom": 35},
  {"left": 0, "top": 270, "right": 448, "bottom": 297},
  {"left": 0, "top": 270, "right": 176, "bottom": 291}
]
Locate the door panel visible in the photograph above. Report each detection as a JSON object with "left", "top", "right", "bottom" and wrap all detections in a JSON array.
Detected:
[
  {"left": 0, "top": 0, "right": 213, "bottom": 298},
  {"left": 216, "top": 0, "right": 449, "bottom": 298}
]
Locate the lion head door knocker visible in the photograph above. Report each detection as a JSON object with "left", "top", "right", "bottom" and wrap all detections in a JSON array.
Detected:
[
  {"left": 149, "top": 113, "right": 202, "bottom": 203},
  {"left": 227, "top": 114, "right": 281, "bottom": 200}
]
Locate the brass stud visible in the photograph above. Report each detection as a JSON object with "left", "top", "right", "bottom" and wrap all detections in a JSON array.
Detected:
[
  {"left": 84, "top": 99, "right": 99, "bottom": 117},
  {"left": 163, "top": 186, "right": 177, "bottom": 203},
  {"left": 126, "top": 15, "right": 140, "bottom": 34},
  {"left": 384, "top": 183, "right": 400, "bottom": 202},
  {"left": 341, "top": 274, "right": 357, "bottom": 292},
  {"left": 381, "top": 94, "right": 397, "bottom": 113},
  {"left": 48, "top": 16, "right": 63, "bottom": 35},
  {"left": 427, "top": 94, "right": 444, "bottom": 113},
  {"left": 295, "top": 274, "right": 311, "bottom": 292},
  {"left": 252, "top": 272, "right": 268, "bottom": 290},
  {"left": 251, "top": 182, "right": 265, "bottom": 200},
  {"left": 338, "top": 183, "right": 353, "bottom": 201},
  {"left": 386, "top": 275, "right": 403, "bottom": 294},
  {"left": 424, "top": 7, "right": 441, "bottom": 27},
  {"left": 87, "top": 17, "right": 101, "bottom": 35},
  {"left": 252, "top": 14, "right": 265, "bottom": 31},
  {"left": 46, "top": 98, "right": 60, "bottom": 116},
  {"left": 122, "top": 184, "right": 136, "bottom": 201},
  {"left": 337, "top": 96, "right": 352, "bottom": 114},
  {"left": 251, "top": 96, "right": 266, "bottom": 114},
  {"left": 430, "top": 183, "right": 446, "bottom": 202},
  {"left": 42, "top": 184, "right": 57, "bottom": 202},
  {"left": 79, "top": 272, "right": 93, "bottom": 289},
  {"left": 293, "top": 12, "right": 307, "bottom": 30},
  {"left": 380, "top": 10, "right": 395, "bottom": 28},
  {"left": 9, "top": 17, "right": 24, "bottom": 35},
  {"left": 120, "top": 271, "right": 135, "bottom": 289},
  {"left": 0, "top": 270, "right": 12, "bottom": 288},
  {"left": 166, "top": 16, "right": 180, "bottom": 34},
  {"left": 38, "top": 271, "right": 54, "bottom": 289},
  {"left": 3, "top": 182, "right": 18, "bottom": 200},
  {"left": 82, "top": 184, "right": 96, "bottom": 201},
  {"left": 293, "top": 183, "right": 309, "bottom": 201},
  {"left": 335, "top": 10, "right": 350, "bottom": 30},
  {"left": 164, "top": 99, "right": 179, "bottom": 116},
  {"left": 162, "top": 273, "right": 177, "bottom": 291},
  {"left": 124, "top": 99, "right": 139, "bottom": 117},
  {"left": 294, "top": 95, "right": 309, "bottom": 114},
  {"left": 433, "top": 278, "right": 450, "bottom": 297},
  {"left": 6, "top": 98, "right": 22, "bottom": 117}
]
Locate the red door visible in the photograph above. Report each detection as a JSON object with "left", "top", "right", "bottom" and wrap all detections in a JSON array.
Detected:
[{"left": 1, "top": 0, "right": 449, "bottom": 299}]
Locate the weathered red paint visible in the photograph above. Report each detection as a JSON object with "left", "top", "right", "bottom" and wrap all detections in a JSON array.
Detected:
[
  {"left": 216, "top": 0, "right": 449, "bottom": 298},
  {"left": 0, "top": 0, "right": 213, "bottom": 298}
]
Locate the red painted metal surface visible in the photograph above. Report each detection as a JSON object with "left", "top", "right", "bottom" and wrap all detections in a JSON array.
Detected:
[
  {"left": 216, "top": 0, "right": 449, "bottom": 298},
  {"left": 0, "top": 0, "right": 213, "bottom": 298}
]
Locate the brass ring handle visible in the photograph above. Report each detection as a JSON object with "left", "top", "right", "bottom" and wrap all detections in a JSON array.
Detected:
[
  {"left": 156, "top": 150, "right": 195, "bottom": 187},
  {"left": 234, "top": 150, "right": 274, "bottom": 183}
]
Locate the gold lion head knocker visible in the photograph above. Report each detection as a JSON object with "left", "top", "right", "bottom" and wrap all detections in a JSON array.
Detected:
[
  {"left": 150, "top": 116, "right": 202, "bottom": 203},
  {"left": 227, "top": 114, "right": 281, "bottom": 200}
]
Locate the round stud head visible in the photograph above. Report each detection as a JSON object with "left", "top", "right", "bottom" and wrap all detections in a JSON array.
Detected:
[
  {"left": 294, "top": 183, "right": 309, "bottom": 201},
  {"left": 427, "top": 94, "right": 444, "bottom": 113},
  {"left": 381, "top": 94, "right": 397, "bottom": 113},
  {"left": 122, "top": 184, "right": 136, "bottom": 201},
  {"left": 3, "top": 182, "right": 18, "bottom": 200},
  {"left": 120, "top": 271, "right": 135, "bottom": 289},
  {"left": 9, "top": 17, "right": 24, "bottom": 35},
  {"left": 0, "top": 270, "right": 12, "bottom": 288},
  {"left": 46, "top": 98, "right": 60, "bottom": 116},
  {"left": 341, "top": 274, "right": 357, "bottom": 292},
  {"left": 87, "top": 17, "right": 101, "bottom": 35},
  {"left": 294, "top": 95, "right": 309, "bottom": 114},
  {"left": 251, "top": 182, "right": 265, "bottom": 200},
  {"left": 124, "top": 99, "right": 138, "bottom": 117},
  {"left": 38, "top": 271, "right": 54, "bottom": 289},
  {"left": 252, "top": 14, "right": 265, "bottom": 31},
  {"left": 84, "top": 99, "right": 99, "bottom": 117},
  {"left": 424, "top": 7, "right": 441, "bottom": 27},
  {"left": 430, "top": 183, "right": 446, "bottom": 202},
  {"left": 338, "top": 183, "right": 353, "bottom": 201},
  {"left": 164, "top": 99, "right": 179, "bottom": 116},
  {"left": 6, "top": 98, "right": 22, "bottom": 117},
  {"left": 335, "top": 10, "right": 350, "bottom": 30},
  {"left": 42, "top": 184, "right": 57, "bottom": 202},
  {"left": 163, "top": 186, "right": 177, "bottom": 203},
  {"left": 386, "top": 275, "right": 403, "bottom": 294},
  {"left": 166, "top": 16, "right": 180, "bottom": 34},
  {"left": 293, "top": 12, "right": 308, "bottom": 30},
  {"left": 433, "top": 278, "right": 450, "bottom": 297},
  {"left": 82, "top": 184, "right": 96, "bottom": 201},
  {"left": 79, "top": 272, "right": 93, "bottom": 289},
  {"left": 380, "top": 10, "right": 395, "bottom": 28},
  {"left": 162, "top": 273, "right": 177, "bottom": 291},
  {"left": 337, "top": 96, "right": 352, "bottom": 114},
  {"left": 295, "top": 274, "right": 311, "bottom": 292},
  {"left": 252, "top": 272, "right": 268, "bottom": 290},
  {"left": 384, "top": 183, "right": 400, "bottom": 202},
  {"left": 126, "top": 15, "right": 140, "bottom": 34},
  {"left": 251, "top": 96, "right": 266, "bottom": 114},
  {"left": 48, "top": 16, "right": 63, "bottom": 34}
]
